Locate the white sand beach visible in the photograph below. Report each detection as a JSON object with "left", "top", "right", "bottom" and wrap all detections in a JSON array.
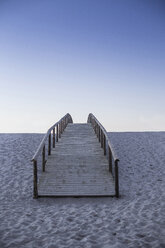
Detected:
[{"left": 0, "top": 132, "right": 165, "bottom": 248}]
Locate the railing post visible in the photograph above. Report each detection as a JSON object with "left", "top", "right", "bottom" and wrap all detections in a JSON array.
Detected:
[
  {"left": 108, "top": 146, "right": 112, "bottom": 173},
  {"left": 61, "top": 120, "right": 63, "bottom": 134},
  {"left": 115, "top": 159, "right": 119, "bottom": 198},
  {"left": 62, "top": 119, "right": 64, "bottom": 132},
  {"left": 98, "top": 126, "right": 101, "bottom": 142},
  {"left": 97, "top": 124, "right": 99, "bottom": 138},
  {"left": 103, "top": 134, "right": 106, "bottom": 155},
  {"left": 101, "top": 129, "right": 103, "bottom": 148},
  {"left": 56, "top": 125, "right": 59, "bottom": 142},
  {"left": 53, "top": 128, "right": 55, "bottom": 148},
  {"left": 94, "top": 121, "right": 97, "bottom": 134},
  {"left": 42, "top": 145, "right": 46, "bottom": 172},
  {"left": 59, "top": 123, "right": 61, "bottom": 138},
  {"left": 33, "top": 160, "right": 38, "bottom": 198},
  {"left": 61, "top": 121, "right": 62, "bottom": 135},
  {"left": 48, "top": 133, "right": 51, "bottom": 155}
]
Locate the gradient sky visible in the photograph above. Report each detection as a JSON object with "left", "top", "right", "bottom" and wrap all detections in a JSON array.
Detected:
[{"left": 0, "top": 0, "right": 165, "bottom": 132}]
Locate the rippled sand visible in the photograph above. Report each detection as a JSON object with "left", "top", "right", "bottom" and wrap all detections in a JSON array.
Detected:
[{"left": 0, "top": 132, "right": 165, "bottom": 248}]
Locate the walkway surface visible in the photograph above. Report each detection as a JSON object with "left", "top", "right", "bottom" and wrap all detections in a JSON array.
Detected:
[{"left": 38, "top": 123, "right": 115, "bottom": 196}]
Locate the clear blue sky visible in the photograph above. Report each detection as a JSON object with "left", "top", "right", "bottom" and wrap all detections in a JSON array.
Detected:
[{"left": 0, "top": 0, "right": 165, "bottom": 132}]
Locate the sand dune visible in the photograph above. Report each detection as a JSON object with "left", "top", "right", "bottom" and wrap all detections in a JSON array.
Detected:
[{"left": 0, "top": 132, "right": 165, "bottom": 248}]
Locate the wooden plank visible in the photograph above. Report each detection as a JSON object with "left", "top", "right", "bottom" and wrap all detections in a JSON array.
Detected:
[{"left": 38, "top": 123, "right": 115, "bottom": 196}]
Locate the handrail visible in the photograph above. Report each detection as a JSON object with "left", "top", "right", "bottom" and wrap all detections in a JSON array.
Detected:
[
  {"left": 87, "top": 113, "right": 120, "bottom": 197},
  {"left": 88, "top": 114, "right": 119, "bottom": 161},
  {"left": 31, "top": 113, "right": 73, "bottom": 198},
  {"left": 31, "top": 113, "right": 73, "bottom": 161}
]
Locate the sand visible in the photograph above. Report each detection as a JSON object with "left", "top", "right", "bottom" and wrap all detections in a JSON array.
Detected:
[{"left": 0, "top": 132, "right": 165, "bottom": 248}]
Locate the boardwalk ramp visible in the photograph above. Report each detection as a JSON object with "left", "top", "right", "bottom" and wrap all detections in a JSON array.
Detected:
[
  {"left": 38, "top": 123, "right": 115, "bottom": 196},
  {"left": 31, "top": 113, "right": 119, "bottom": 198}
]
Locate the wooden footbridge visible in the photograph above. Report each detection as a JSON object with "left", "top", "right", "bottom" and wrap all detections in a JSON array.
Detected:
[{"left": 31, "top": 113, "right": 119, "bottom": 198}]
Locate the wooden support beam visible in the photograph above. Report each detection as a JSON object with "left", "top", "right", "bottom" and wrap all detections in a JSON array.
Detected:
[
  {"left": 56, "top": 125, "right": 59, "bottom": 142},
  {"left": 33, "top": 160, "right": 38, "bottom": 198},
  {"left": 59, "top": 123, "right": 61, "bottom": 138},
  {"left": 42, "top": 145, "right": 46, "bottom": 172},
  {"left": 101, "top": 129, "right": 103, "bottom": 148},
  {"left": 53, "top": 128, "right": 55, "bottom": 148},
  {"left": 97, "top": 124, "right": 99, "bottom": 138},
  {"left": 61, "top": 120, "right": 64, "bottom": 133},
  {"left": 48, "top": 133, "right": 51, "bottom": 155},
  {"left": 115, "top": 160, "right": 119, "bottom": 198},
  {"left": 64, "top": 117, "right": 66, "bottom": 129},
  {"left": 104, "top": 134, "right": 106, "bottom": 155},
  {"left": 98, "top": 126, "right": 101, "bottom": 142},
  {"left": 108, "top": 146, "right": 112, "bottom": 173}
]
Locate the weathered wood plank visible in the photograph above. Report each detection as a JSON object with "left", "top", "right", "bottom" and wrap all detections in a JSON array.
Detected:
[{"left": 38, "top": 123, "right": 115, "bottom": 196}]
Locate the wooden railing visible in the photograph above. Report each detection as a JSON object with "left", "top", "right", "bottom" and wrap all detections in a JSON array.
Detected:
[
  {"left": 31, "top": 113, "right": 73, "bottom": 198},
  {"left": 87, "top": 113, "right": 120, "bottom": 197}
]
